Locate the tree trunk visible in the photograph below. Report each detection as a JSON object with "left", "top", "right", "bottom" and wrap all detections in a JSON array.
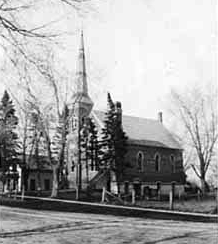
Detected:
[
  {"left": 115, "top": 170, "right": 121, "bottom": 195},
  {"left": 86, "top": 158, "right": 89, "bottom": 184},
  {"left": 117, "top": 181, "right": 120, "bottom": 195},
  {"left": 107, "top": 171, "right": 111, "bottom": 192},
  {"left": 51, "top": 165, "right": 58, "bottom": 198},
  {"left": 2, "top": 182, "right": 5, "bottom": 194},
  {"left": 200, "top": 177, "right": 206, "bottom": 195},
  {"left": 199, "top": 158, "right": 207, "bottom": 195}
]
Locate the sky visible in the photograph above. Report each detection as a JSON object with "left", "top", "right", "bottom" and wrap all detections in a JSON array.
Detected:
[{"left": 0, "top": 0, "right": 216, "bottom": 127}]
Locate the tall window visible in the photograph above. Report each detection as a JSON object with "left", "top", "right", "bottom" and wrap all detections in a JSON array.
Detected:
[
  {"left": 155, "top": 153, "right": 161, "bottom": 172},
  {"left": 137, "top": 152, "right": 144, "bottom": 171},
  {"left": 170, "top": 155, "right": 175, "bottom": 173},
  {"left": 72, "top": 115, "right": 78, "bottom": 131},
  {"left": 71, "top": 160, "right": 75, "bottom": 172}
]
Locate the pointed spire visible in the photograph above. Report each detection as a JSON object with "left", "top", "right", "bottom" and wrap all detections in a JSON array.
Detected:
[
  {"left": 75, "top": 30, "right": 88, "bottom": 95},
  {"left": 71, "top": 30, "right": 93, "bottom": 112}
]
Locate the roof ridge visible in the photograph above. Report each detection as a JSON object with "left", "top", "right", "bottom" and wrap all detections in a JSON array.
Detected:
[
  {"left": 93, "top": 109, "right": 182, "bottom": 150},
  {"left": 93, "top": 109, "right": 159, "bottom": 122}
]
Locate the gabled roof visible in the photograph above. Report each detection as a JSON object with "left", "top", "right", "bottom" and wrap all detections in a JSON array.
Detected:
[
  {"left": 27, "top": 156, "right": 52, "bottom": 170},
  {"left": 91, "top": 110, "right": 182, "bottom": 150}
]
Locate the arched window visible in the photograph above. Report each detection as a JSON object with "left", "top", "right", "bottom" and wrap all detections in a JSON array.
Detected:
[
  {"left": 71, "top": 160, "right": 75, "bottom": 172},
  {"left": 81, "top": 116, "right": 86, "bottom": 125},
  {"left": 154, "top": 153, "right": 161, "bottom": 172},
  {"left": 72, "top": 115, "right": 78, "bottom": 131},
  {"left": 137, "top": 152, "right": 144, "bottom": 171},
  {"left": 170, "top": 155, "right": 175, "bottom": 173}
]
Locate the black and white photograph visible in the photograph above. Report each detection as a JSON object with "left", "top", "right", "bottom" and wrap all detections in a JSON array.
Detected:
[{"left": 0, "top": 0, "right": 217, "bottom": 243}]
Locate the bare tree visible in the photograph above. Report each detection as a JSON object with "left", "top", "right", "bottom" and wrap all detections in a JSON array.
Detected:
[
  {"left": 0, "top": 0, "right": 84, "bottom": 39},
  {"left": 1, "top": 0, "right": 102, "bottom": 198},
  {"left": 170, "top": 86, "right": 218, "bottom": 193},
  {"left": 0, "top": 0, "right": 94, "bottom": 76},
  {"left": 208, "top": 161, "right": 218, "bottom": 189},
  {"left": 17, "top": 47, "right": 70, "bottom": 198},
  {"left": 35, "top": 50, "right": 70, "bottom": 197}
]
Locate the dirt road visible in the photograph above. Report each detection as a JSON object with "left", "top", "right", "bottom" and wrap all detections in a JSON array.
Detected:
[{"left": 0, "top": 206, "right": 217, "bottom": 244}]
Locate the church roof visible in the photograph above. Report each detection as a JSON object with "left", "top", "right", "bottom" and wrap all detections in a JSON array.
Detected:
[{"left": 91, "top": 110, "right": 182, "bottom": 150}]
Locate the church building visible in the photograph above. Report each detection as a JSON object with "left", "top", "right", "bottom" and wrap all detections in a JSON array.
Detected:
[{"left": 66, "top": 32, "right": 186, "bottom": 197}]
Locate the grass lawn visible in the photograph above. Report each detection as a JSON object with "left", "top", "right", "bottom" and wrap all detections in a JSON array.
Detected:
[
  {"left": 1, "top": 191, "right": 217, "bottom": 215},
  {"left": 135, "top": 198, "right": 218, "bottom": 214}
]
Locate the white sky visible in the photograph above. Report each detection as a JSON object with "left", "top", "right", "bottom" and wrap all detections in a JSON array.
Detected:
[{"left": 0, "top": 0, "right": 216, "bottom": 126}]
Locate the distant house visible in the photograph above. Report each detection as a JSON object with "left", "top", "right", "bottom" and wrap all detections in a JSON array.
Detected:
[
  {"left": 66, "top": 32, "right": 186, "bottom": 197},
  {"left": 24, "top": 156, "right": 53, "bottom": 192},
  {"left": 0, "top": 155, "right": 53, "bottom": 193}
]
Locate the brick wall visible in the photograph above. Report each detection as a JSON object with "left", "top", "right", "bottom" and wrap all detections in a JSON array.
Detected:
[{"left": 123, "top": 143, "right": 186, "bottom": 184}]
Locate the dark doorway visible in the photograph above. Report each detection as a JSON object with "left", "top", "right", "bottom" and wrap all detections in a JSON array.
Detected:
[
  {"left": 124, "top": 182, "right": 129, "bottom": 194},
  {"left": 44, "top": 179, "right": 50, "bottom": 190},
  {"left": 30, "top": 179, "right": 36, "bottom": 191},
  {"left": 133, "top": 182, "right": 141, "bottom": 196},
  {"left": 106, "top": 178, "right": 111, "bottom": 192},
  {"left": 143, "top": 186, "right": 151, "bottom": 198}
]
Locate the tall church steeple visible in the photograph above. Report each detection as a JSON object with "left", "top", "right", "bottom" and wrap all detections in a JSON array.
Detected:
[
  {"left": 72, "top": 31, "right": 93, "bottom": 107},
  {"left": 75, "top": 30, "right": 88, "bottom": 95},
  {"left": 70, "top": 30, "right": 94, "bottom": 125},
  {"left": 67, "top": 31, "right": 93, "bottom": 191}
]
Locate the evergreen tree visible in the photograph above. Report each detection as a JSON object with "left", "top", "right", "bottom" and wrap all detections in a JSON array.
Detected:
[
  {"left": 101, "top": 93, "right": 128, "bottom": 193},
  {"left": 113, "top": 107, "right": 128, "bottom": 192},
  {"left": 87, "top": 118, "right": 100, "bottom": 171},
  {"left": 0, "top": 90, "right": 20, "bottom": 189},
  {"left": 101, "top": 93, "right": 116, "bottom": 170},
  {"left": 80, "top": 117, "right": 101, "bottom": 183}
]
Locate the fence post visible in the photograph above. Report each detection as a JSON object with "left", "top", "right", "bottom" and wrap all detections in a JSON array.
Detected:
[
  {"left": 101, "top": 187, "right": 106, "bottom": 203},
  {"left": 197, "top": 189, "right": 201, "bottom": 201},
  {"left": 158, "top": 189, "right": 161, "bottom": 201},
  {"left": 21, "top": 187, "right": 25, "bottom": 201},
  {"left": 132, "top": 189, "right": 135, "bottom": 205},
  {"left": 13, "top": 185, "right": 18, "bottom": 200},
  {"left": 169, "top": 190, "right": 174, "bottom": 210},
  {"left": 178, "top": 190, "right": 181, "bottom": 201}
]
